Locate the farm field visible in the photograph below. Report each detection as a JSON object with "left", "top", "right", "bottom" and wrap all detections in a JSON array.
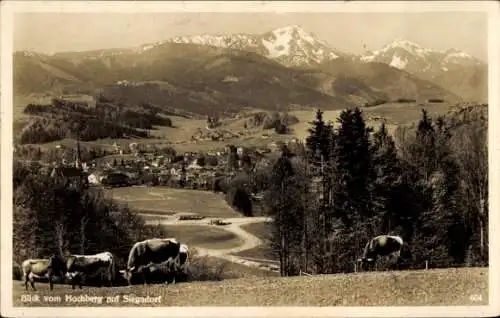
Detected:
[
  {"left": 12, "top": 267, "right": 488, "bottom": 306},
  {"left": 14, "top": 94, "right": 457, "bottom": 155},
  {"left": 289, "top": 102, "right": 455, "bottom": 141},
  {"left": 105, "top": 187, "right": 240, "bottom": 218},
  {"left": 161, "top": 225, "right": 243, "bottom": 250}
]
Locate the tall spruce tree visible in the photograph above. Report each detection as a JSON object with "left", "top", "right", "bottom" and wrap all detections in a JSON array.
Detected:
[
  {"left": 332, "top": 108, "right": 373, "bottom": 227},
  {"left": 370, "top": 122, "right": 402, "bottom": 234},
  {"left": 305, "top": 109, "right": 336, "bottom": 273},
  {"left": 306, "top": 109, "right": 334, "bottom": 170},
  {"left": 266, "top": 147, "right": 305, "bottom": 276}
]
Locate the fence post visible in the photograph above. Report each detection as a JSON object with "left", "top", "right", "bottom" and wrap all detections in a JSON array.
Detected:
[
  {"left": 354, "top": 262, "right": 357, "bottom": 273},
  {"left": 425, "top": 260, "right": 428, "bottom": 270}
]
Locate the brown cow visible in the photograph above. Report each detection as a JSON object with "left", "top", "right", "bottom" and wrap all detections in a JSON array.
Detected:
[{"left": 22, "top": 254, "right": 66, "bottom": 291}]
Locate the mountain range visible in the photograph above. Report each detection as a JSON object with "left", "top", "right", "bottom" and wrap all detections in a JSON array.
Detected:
[{"left": 14, "top": 25, "right": 487, "bottom": 116}]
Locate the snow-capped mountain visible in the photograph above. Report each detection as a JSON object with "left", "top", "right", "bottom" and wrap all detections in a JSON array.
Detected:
[
  {"left": 358, "top": 39, "right": 483, "bottom": 73},
  {"left": 138, "top": 25, "right": 344, "bottom": 67},
  {"left": 355, "top": 39, "right": 487, "bottom": 102}
]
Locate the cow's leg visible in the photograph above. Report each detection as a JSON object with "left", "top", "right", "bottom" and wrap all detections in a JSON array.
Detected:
[
  {"left": 24, "top": 272, "right": 29, "bottom": 291},
  {"left": 29, "top": 276, "right": 36, "bottom": 291},
  {"left": 108, "top": 270, "right": 113, "bottom": 287},
  {"left": 49, "top": 275, "right": 54, "bottom": 291}
]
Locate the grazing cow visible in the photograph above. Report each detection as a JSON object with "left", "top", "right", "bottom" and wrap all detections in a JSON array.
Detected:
[
  {"left": 126, "top": 243, "right": 190, "bottom": 285},
  {"left": 22, "top": 254, "right": 66, "bottom": 291},
  {"left": 358, "top": 235, "right": 404, "bottom": 271},
  {"left": 65, "top": 252, "right": 116, "bottom": 289},
  {"left": 121, "top": 238, "right": 181, "bottom": 285}
]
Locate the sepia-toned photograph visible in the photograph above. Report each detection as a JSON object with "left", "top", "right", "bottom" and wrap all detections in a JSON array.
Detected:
[{"left": 1, "top": 1, "right": 498, "bottom": 317}]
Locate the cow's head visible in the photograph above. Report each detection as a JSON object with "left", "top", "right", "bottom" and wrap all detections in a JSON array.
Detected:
[
  {"left": 65, "top": 255, "right": 77, "bottom": 272},
  {"left": 48, "top": 254, "right": 66, "bottom": 275},
  {"left": 357, "top": 257, "right": 375, "bottom": 271},
  {"left": 120, "top": 265, "right": 141, "bottom": 284}
]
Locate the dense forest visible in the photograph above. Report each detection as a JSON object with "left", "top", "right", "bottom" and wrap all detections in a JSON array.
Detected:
[
  {"left": 261, "top": 105, "right": 488, "bottom": 275},
  {"left": 19, "top": 98, "right": 173, "bottom": 144}
]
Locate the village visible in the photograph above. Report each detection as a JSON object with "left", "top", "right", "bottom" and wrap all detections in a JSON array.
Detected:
[{"left": 47, "top": 138, "right": 293, "bottom": 192}]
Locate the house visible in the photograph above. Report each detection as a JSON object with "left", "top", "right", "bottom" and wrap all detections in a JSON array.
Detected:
[
  {"left": 50, "top": 166, "right": 88, "bottom": 187},
  {"left": 112, "top": 143, "right": 121, "bottom": 154},
  {"left": 88, "top": 171, "right": 106, "bottom": 185},
  {"left": 187, "top": 159, "right": 203, "bottom": 170},
  {"left": 237, "top": 147, "right": 244, "bottom": 157}
]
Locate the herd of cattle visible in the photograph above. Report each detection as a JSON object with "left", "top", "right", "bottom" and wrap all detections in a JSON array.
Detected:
[
  {"left": 20, "top": 238, "right": 189, "bottom": 291},
  {"left": 19, "top": 234, "right": 406, "bottom": 291}
]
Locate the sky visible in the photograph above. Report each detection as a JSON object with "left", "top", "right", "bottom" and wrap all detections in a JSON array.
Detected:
[{"left": 14, "top": 12, "right": 488, "bottom": 61}]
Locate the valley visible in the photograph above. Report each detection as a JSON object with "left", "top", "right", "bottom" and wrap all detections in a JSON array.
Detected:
[{"left": 10, "top": 18, "right": 489, "bottom": 309}]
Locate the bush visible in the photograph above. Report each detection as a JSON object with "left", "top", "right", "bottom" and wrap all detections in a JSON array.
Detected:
[
  {"left": 186, "top": 249, "right": 234, "bottom": 282},
  {"left": 212, "top": 177, "right": 229, "bottom": 193},
  {"left": 427, "top": 98, "right": 444, "bottom": 103},
  {"left": 395, "top": 98, "right": 417, "bottom": 103},
  {"left": 225, "top": 186, "right": 253, "bottom": 216},
  {"left": 197, "top": 155, "right": 206, "bottom": 167},
  {"left": 206, "top": 156, "right": 218, "bottom": 166},
  {"left": 274, "top": 123, "right": 289, "bottom": 134},
  {"left": 365, "top": 99, "right": 388, "bottom": 107}
]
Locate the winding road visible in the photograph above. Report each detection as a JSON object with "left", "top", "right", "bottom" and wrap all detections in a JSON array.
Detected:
[{"left": 142, "top": 214, "right": 279, "bottom": 272}]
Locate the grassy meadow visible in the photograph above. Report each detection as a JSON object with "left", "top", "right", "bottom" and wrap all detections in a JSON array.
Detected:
[
  {"left": 13, "top": 267, "right": 488, "bottom": 306},
  {"left": 160, "top": 225, "right": 243, "bottom": 250},
  {"left": 105, "top": 187, "right": 240, "bottom": 218}
]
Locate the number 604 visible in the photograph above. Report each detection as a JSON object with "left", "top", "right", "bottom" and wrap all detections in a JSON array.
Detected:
[{"left": 469, "top": 294, "right": 482, "bottom": 302}]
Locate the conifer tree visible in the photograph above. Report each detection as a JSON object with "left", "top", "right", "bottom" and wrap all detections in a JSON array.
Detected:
[
  {"left": 370, "top": 122, "right": 402, "bottom": 234},
  {"left": 306, "top": 109, "right": 334, "bottom": 171},
  {"left": 332, "top": 108, "right": 373, "bottom": 227},
  {"left": 266, "top": 147, "right": 305, "bottom": 276}
]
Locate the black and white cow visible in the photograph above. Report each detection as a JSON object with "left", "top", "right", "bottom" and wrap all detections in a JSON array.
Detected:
[
  {"left": 22, "top": 254, "right": 66, "bottom": 291},
  {"left": 65, "top": 252, "right": 116, "bottom": 289},
  {"left": 358, "top": 235, "right": 404, "bottom": 271},
  {"left": 120, "top": 238, "right": 181, "bottom": 285},
  {"left": 127, "top": 242, "right": 190, "bottom": 285}
]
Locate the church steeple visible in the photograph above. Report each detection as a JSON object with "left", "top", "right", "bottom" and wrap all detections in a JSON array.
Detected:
[{"left": 75, "top": 138, "right": 81, "bottom": 169}]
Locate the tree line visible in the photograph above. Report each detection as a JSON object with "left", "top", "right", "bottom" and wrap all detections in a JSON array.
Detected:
[
  {"left": 19, "top": 98, "right": 173, "bottom": 144},
  {"left": 263, "top": 105, "right": 488, "bottom": 276},
  {"left": 12, "top": 160, "right": 167, "bottom": 270}
]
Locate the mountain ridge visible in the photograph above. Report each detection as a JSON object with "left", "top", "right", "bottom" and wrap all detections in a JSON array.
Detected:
[{"left": 14, "top": 25, "right": 476, "bottom": 116}]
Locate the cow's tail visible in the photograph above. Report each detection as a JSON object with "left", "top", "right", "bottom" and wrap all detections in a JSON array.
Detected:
[
  {"left": 110, "top": 254, "right": 117, "bottom": 286},
  {"left": 362, "top": 239, "right": 372, "bottom": 259}
]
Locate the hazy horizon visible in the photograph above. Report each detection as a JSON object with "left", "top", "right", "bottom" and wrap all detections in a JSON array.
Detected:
[{"left": 14, "top": 12, "right": 488, "bottom": 61}]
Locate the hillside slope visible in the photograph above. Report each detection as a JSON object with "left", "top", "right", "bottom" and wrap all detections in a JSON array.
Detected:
[
  {"left": 14, "top": 42, "right": 459, "bottom": 116},
  {"left": 317, "top": 58, "right": 462, "bottom": 103},
  {"left": 12, "top": 268, "right": 488, "bottom": 306}
]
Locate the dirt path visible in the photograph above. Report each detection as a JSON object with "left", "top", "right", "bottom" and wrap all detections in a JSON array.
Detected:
[{"left": 143, "top": 214, "right": 279, "bottom": 272}]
